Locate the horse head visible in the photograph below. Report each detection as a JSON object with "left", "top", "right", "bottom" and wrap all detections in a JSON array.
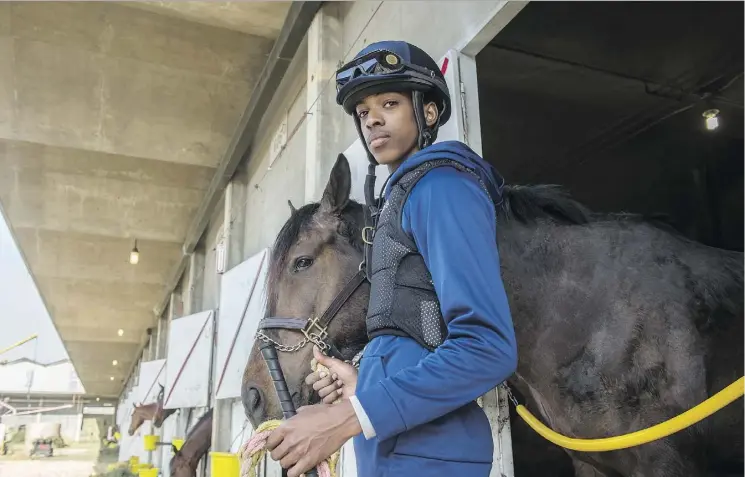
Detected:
[
  {"left": 242, "top": 154, "right": 370, "bottom": 425},
  {"left": 153, "top": 385, "right": 168, "bottom": 428},
  {"left": 128, "top": 402, "right": 148, "bottom": 436}
]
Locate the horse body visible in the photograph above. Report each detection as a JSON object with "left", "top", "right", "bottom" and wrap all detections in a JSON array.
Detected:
[
  {"left": 244, "top": 154, "right": 743, "bottom": 476},
  {"left": 170, "top": 409, "right": 213, "bottom": 477},
  {"left": 495, "top": 191, "right": 743, "bottom": 474}
]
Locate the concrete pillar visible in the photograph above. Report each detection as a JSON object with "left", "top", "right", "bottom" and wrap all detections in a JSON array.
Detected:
[
  {"left": 184, "top": 253, "right": 204, "bottom": 316},
  {"left": 210, "top": 178, "right": 247, "bottom": 456},
  {"left": 304, "top": 3, "right": 345, "bottom": 204}
]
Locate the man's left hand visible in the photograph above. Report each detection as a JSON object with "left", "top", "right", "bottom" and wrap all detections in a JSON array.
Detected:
[{"left": 266, "top": 400, "right": 362, "bottom": 477}]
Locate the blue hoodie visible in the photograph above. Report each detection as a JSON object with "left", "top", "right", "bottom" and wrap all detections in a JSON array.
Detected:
[{"left": 352, "top": 140, "right": 517, "bottom": 476}]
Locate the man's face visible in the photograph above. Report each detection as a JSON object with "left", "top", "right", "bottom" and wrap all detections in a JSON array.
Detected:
[{"left": 355, "top": 91, "right": 421, "bottom": 167}]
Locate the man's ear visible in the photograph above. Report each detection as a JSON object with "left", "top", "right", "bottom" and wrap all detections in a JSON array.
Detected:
[
  {"left": 424, "top": 101, "right": 439, "bottom": 127},
  {"left": 320, "top": 154, "right": 351, "bottom": 214}
]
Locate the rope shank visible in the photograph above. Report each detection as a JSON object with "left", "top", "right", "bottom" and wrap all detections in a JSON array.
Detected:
[{"left": 240, "top": 420, "right": 340, "bottom": 477}]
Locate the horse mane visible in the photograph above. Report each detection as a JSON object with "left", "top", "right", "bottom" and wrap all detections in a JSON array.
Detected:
[
  {"left": 499, "top": 184, "right": 592, "bottom": 225},
  {"left": 266, "top": 201, "right": 365, "bottom": 314},
  {"left": 499, "top": 184, "right": 685, "bottom": 234}
]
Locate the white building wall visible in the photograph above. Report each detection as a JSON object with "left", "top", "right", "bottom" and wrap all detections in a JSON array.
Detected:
[{"left": 0, "top": 360, "right": 84, "bottom": 394}]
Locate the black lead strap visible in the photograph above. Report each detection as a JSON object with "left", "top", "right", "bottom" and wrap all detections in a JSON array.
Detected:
[
  {"left": 259, "top": 341, "right": 320, "bottom": 477},
  {"left": 362, "top": 163, "right": 377, "bottom": 279}
]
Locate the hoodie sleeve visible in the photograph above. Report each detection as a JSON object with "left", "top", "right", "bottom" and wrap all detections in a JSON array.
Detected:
[{"left": 353, "top": 166, "right": 517, "bottom": 441}]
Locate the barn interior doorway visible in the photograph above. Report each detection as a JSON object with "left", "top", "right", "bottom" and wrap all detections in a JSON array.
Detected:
[
  {"left": 477, "top": 1, "right": 743, "bottom": 252},
  {"left": 473, "top": 2, "right": 743, "bottom": 475}
]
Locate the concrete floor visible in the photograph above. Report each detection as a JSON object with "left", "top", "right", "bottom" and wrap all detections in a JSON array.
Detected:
[
  {"left": 0, "top": 460, "right": 97, "bottom": 477},
  {"left": 0, "top": 441, "right": 114, "bottom": 477}
]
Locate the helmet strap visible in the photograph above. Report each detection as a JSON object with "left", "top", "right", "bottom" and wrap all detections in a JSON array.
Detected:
[{"left": 412, "top": 90, "right": 441, "bottom": 149}]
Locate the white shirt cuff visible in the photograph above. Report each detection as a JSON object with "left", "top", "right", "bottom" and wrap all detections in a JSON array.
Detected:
[{"left": 349, "top": 395, "right": 376, "bottom": 439}]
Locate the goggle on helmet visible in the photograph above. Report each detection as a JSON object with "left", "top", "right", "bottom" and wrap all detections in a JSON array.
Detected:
[{"left": 334, "top": 42, "right": 452, "bottom": 127}]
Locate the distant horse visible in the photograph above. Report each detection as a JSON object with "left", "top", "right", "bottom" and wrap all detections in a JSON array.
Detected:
[
  {"left": 170, "top": 409, "right": 213, "bottom": 477},
  {"left": 128, "top": 384, "right": 176, "bottom": 436},
  {"left": 243, "top": 153, "right": 743, "bottom": 476}
]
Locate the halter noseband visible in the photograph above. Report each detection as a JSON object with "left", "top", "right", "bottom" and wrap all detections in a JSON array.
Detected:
[{"left": 257, "top": 268, "right": 367, "bottom": 361}]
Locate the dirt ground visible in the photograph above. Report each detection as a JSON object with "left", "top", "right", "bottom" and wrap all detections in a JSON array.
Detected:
[{"left": 0, "top": 442, "right": 119, "bottom": 477}]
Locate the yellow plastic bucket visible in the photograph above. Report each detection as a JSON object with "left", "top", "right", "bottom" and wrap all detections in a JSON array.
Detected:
[
  {"left": 172, "top": 438, "right": 185, "bottom": 451},
  {"left": 138, "top": 468, "right": 158, "bottom": 477},
  {"left": 129, "top": 456, "right": 140, "bottom": 466},
  {"left": 143, "top": 434, "right": 158, "bottom": 451},
  {"left": 210, "top": 451, "right": 240, "bottom": 477}
]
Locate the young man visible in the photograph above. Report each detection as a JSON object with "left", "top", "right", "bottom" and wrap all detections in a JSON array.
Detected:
[{"left": 265, "top": 40, "right": 517, "bottom": 477}]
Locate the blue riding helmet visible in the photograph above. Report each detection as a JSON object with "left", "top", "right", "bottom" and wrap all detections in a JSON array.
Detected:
[{"left": 336, "top": 41, "right": 452, "bottom": 159}]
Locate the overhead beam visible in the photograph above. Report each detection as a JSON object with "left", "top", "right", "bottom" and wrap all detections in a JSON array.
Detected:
[
  {"left": 152, "top": 1, "right": 322, "bottom": 318},
  {"left": 486, "top": 43, "right": 739, "bottom": 104},
  {"left": 183, "top": 1, "right": 322, "bottom": 254}
]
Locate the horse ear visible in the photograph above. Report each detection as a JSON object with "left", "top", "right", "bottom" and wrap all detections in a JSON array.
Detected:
[
  {"left": 287, "top": 200, "right": 297, "bottom": 215},
  {"left": 320, "top": 154, "right": 351, "bottom": 214}
]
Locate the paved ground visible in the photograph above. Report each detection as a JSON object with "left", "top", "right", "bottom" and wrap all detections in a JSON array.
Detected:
[
  {"left": 0, "top": 442, "right": 117, "bottom": 477},
  {"left": 0, "top": 460, "right": 97, "bottom": 477}
]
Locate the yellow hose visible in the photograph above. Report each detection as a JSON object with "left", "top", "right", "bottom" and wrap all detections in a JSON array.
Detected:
[{"left": 514, "top": 377, "right": 744, "bottom": 452}]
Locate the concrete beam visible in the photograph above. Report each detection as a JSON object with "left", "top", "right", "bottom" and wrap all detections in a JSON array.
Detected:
[
  {"left": 305, "top": 3, "right": 345, "bottom": 203},
  {"left": 154, "top": 1, "right": 322, "bottom": 316},
  {"left": 181, "top": 1, "right": 322, "bottom": 254}
]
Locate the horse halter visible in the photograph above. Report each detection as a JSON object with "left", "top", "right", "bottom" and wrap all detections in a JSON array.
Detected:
[
  {"left": 256, "top": 268, "right": 367, "bottom": 477},
  {"left": 256, "top": 269, "right": 366, "bottom": 361}
]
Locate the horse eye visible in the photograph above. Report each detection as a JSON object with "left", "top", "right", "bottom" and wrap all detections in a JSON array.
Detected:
[{"left": 293, "top": 257, "right": 314, "bottom": 272}]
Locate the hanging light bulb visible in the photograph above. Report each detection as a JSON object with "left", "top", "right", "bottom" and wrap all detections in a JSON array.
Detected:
[
  {"left": 112, "top": 359, "right": 118, "bottom": 366},
  {"left": 117, "top": 329, "right": 124, "bottom": 337},
  {"left": 129, "top": 239, "right": 139, "bottom": 265},
  {"left": 110, "top": 376, "right": 115, "bottom": 381},
  {"left": 703, "top": 109, "right": 720, "bottom": 131}
]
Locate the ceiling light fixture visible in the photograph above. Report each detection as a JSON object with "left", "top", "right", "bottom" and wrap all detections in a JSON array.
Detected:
[
  {"left": 112, "top": 360, "right": 118, "bottom": 366},
  {"left": 703, "top": 109, "right": 720, "bottom": 131},
  {"left": 96, "top": 397, "right": 100, "bottom": 402},
  {"left": 129, "top": 239, "right": 140, "bottom": 265},
  {"left": 117, "top": 329, "right": 124, "bottom": 337},
  {"left": 110, "top": 376, "right": 114, "bottom": 381}
]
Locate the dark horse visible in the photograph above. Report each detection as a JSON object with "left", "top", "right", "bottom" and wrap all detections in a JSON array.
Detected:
[
  {"left": 169, "top": 409, "right": 213, "bottom": 477},
  {"left": 242, "top": 153, "right": 743, "bottom": 476}
]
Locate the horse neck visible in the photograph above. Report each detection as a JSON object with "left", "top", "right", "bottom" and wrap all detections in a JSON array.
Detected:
[
  {"left": 495, "top": 220, "right": 582, "bottom": 349},
  {"left": 139, "top": 403, "right": 158, "bottom": 418},
  {"left": 180, "top": 412, "right": 212, "bottom": 467}
]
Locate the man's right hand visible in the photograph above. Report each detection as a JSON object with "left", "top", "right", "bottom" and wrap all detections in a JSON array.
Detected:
[{"left": 305, "top": 346, "right": 358, "bottom": 404}]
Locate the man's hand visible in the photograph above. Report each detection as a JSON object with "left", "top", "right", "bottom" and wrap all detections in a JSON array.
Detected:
[
  {"left": 266, "top": 400, "right": 362, "bottom": 477},
  {"left": 305, "top": 346, "right": 359, "bottom": 404}
]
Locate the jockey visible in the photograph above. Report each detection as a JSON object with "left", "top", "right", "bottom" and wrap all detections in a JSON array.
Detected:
[{"left": 266, "top": 40, "right": 517, "bottom": 477}]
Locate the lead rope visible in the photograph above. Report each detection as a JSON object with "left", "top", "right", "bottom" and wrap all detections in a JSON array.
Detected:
[
  {"left": 239, "top": 349, "right": 365, "bottom": 477},
  {"left": 239, "top": 418, "right": 339, "bottom": 477}
]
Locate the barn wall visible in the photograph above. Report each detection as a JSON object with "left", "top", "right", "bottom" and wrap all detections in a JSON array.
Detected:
[{"left": 240, "top": 42, "right": 309, "bottom": 258}]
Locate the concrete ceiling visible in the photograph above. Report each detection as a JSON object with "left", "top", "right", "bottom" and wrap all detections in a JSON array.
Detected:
[
  {"left": 0, "top": 1, "right": 290, "bottom": 397},
  {"left": 122, "top": 1, "right": 291, "bottom": 38}
]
